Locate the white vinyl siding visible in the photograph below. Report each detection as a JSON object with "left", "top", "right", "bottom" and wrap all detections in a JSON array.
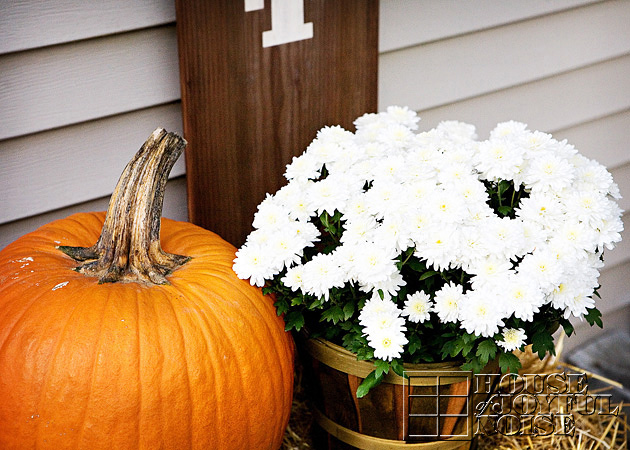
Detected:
[
  {"left": 1, "top": 0, "right": 629, "bottom": 335},
  {"left": 0, "top": 1, "right": 185, "bottom": 252}
]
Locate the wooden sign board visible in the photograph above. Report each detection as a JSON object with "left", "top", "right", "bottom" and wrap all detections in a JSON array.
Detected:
[{"left": 176, "top": 0, "right": 378, "bottom": 246}]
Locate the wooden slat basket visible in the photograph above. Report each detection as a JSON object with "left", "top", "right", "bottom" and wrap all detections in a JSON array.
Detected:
[{"left": 302, "top": 337, "right": 484, "bottom": 450}]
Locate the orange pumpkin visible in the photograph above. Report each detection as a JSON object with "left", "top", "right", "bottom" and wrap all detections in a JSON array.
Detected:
[{"left": 0, "top": 129, "right": 294, "bottom": 450}]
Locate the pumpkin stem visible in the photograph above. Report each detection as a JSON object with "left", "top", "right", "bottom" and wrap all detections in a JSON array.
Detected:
[{"left": 59, "top": 128, "right": 189, "bottom": 285}]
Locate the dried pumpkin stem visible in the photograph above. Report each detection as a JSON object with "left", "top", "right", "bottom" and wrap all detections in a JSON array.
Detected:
[{"left": 59, "top": 128, "right": 189, "bottom": 285}]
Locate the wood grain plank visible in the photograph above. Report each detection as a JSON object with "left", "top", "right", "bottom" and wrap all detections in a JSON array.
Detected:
[
  {"left": 176, "top": 0, "right": 379, "bottom": 246},
  {"left": 379, "top": 1, "right": 630, "bottom": 111},
  {"left": 410, "top": 55, "right": 630, "bottom": 138},
  {"left": 0, "top": 0, "right": 175, "bottom": 54},
  {"left": 379, "top": 0, "right": 602, "bottom": 52},
  {"left": 0, "top": 25, "right": 180, "bottom": 141},
  {"left": 0, "top": 177, "right": 187, "bottom": 252},
  {"left": 0, "top": 103, "right": 184, "bottom": 224}
]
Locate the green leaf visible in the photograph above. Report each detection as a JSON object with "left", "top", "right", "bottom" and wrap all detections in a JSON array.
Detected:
[
  {"left": 274, "top": 299, "right": 289, "bottom": 316},
  {"left": 343, "top": 302, "right": 355, "bottom": 321},
  {"left": 408, "top": 334, "right": 421, "bottom": 355},
  {"left": 531, "top": 331, "right": 556, "bottom": 359},
  {"left": 374, "top": 359, "right": 390, "bottom": 378},
  {"left": 419, "top": 271, "right": 438, "bottom": 281},
  {"left": 284, "top": 311, "right": 305, "bottom": 331},
  {"left": 498, "top": 352, "right": 522, "bottom": 374},
  {"left": 391, "top": 359, "right": 406, "bottom": 378},
  {"left": 497, "top": 206, "right": 512, "bottom": 216},
  {"left": 584, "top": 307, "right": 603, "bottom": 328},
  {"left": 559, "top": 318, "right": 575, "bottom": 337},
  {"left": 356, "top": 370, "right": 383, "bottom": 398},
  {"left": 461, "top": 357, "right": 485, "bottom": 374},
  {"left": 321, "top": 305, "right": 345, "bottom": 324},
  {"left": 476, "top": 339, "right": 498, "bottom": 366}
]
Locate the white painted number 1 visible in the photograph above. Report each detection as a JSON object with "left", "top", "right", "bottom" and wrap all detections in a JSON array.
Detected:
[{"left": 245, "top": 0, "right": 314, "bottom": 48}]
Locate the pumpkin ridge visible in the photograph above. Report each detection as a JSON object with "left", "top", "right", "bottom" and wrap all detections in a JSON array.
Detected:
[
  {"left": 181, "top": 283, "right": 253, "bottom": 448},
  {"left": 161, "top": 289, "right": 194, "bottom": 449},
  {"left": 180, "top": 277, "right": 291, "bottom": 446}
]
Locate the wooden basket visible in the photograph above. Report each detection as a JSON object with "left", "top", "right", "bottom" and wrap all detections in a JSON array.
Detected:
[{"left": 302, "top": 337, "right": 483, "bottom": 450}]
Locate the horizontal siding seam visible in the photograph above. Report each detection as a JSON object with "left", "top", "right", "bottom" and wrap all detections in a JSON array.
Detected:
[
  {"left": 412, "top": 52, "right": 630, "bottom": 117},
  {"left": 552, "top": 106, "right": 630, "bottom": 136},
  {"left": 0, "top": 21, "right": 176, "bottom": 57},
  {"left": 378, "top": 0, "right": 610, "bottom": 55},
  {"left": 0, "top": 100, "right": 183, "bottom": 146}
]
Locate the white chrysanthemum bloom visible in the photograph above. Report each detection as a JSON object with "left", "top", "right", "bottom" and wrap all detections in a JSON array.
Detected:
[
  {"left": 593, "top": 209, "right": 624, "bottom": 251},
  {"left": 573, "top": 160, "right": 616, "bottom": 195},
  {"left": 564, "top": 190, "right": 619, "bottom": 231},
  {"left": 475, "top": 138, "right": 524, "bottom": 181},
  {"left": 252, "top": 195, "right": 292, "bottom": 230},
  {"left": 233, "top": 244, "right": 276, "bottom": 287},
  {"left": 316, "top": 124, "right": 355, "bottom": 144},
  {"left": 289, "top": 220, "right": 320, "bottom": 249},
  {"left": 349, "top": 242, "right": 399, "bottom": 286},
  {"left": 503, "top": 274, "right": 545, "bottom": 322},
  {"left": 481, "top": 216, "right": 526, "bottom": 260},
  {"left": 340, "top": 214, "right": 379, "bottom": 245},
  {"left": 402, "top": 291, "right": 433, "bottom": 323},
  {"left": 371, "top": 155, "right": 409, "bottom": 182},
  {"left": 489, "top": 121, "right": 528, "bottom": 140},
  {"left": 385, "top": 105, "right": 421, "bottom": 130},
  {"left": 376, "top": 122, "right": 415, "bottom": 150},
  {"left": 515, "top": 192, "right": 565, "bottom": 229},
  {"left": 517, "top": 249, "right": 565, "bottom": 294},
  {"left": 497, "top": 328, "right": 527, "bottom": 351},
  {"left": 414, "top": 225, "right": 460, "bottom": 272},
  {"left": 306, "top": 139, "right": 343, "bottom": 167},
  {"left": 459, "top": 289, "right": 506, "bottom": 338},
  {"left": 426, "top": 189, "right": 467, "bottom": 225},
  {"left": 275, "top": 181, "right": 314, "bottom": 222},
  {"left": 550, "top": 220, "right": 597, "bottom": 255},
  {"left": 468, "top": 256, "right": 513, "bottom": 290},
  {"left": 524, "top": 152, "right": 575, "bottom": 193},
  {"left": 364, "top": 180, "right": 406, "bottom": 219},
  {"left": 366, "top": 328, "right": 408, "bottom": 361},
  {"left": 281, "top": 265, "right": 305, "bottom": 292},
  {"left": 523, "top": 130, "right": 554, "bottom": 154},
  {"left": 285, "top": 153, "right": 321, "bottom": 181},
  {"left": 266, "top": 232, "right": 304, "bottom": 269},
  {"left": 436, "top": 120, "right": 478, "bottom": 142},
  {"left": 307, "top": 174, "right": 351, "bottom": 216},
  {"left": 433, "top": 283, "right": 465, "bottom": 323},
  {"left": 457, "top": 226, "right": 491, "bottom": 270},
  {"left": 361, "top": 271, "right": 406, "bottom": 300},
  {"left": 301, "top": 253, "right": 346, "bottom": 301},
  {"left": 563, "top": 291, "right": 596, "bottom": 320},
  {"left": 359, "top": 296, "right": 404, "bottom": 328}
]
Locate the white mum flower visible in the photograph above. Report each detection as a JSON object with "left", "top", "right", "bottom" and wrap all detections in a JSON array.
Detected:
[
  {"left": 359, "top": 296, "right": 404, "bottom": 329},
  {"left": 524, "top": 152, "right": 575, "bottom": 193},
  {"left": 232, "top": 244, "right": 276, "bottom": 287},
  {"left": 385, "top": 105, "right": 420, "bottom": 130},
  {"left": 433, "top": 283, "right": 465, "bottom": 323},
  {"left": 475, "top": 138, "right": 524, "bottom": 181},
  {"left": 252, "top": 196, "right": 292, "bottom": 230},
  {"left": 402, "top": 291, "right": 433, "bottom": 323},
  {"left": 301, "top": 254, "right": 346, "bottom": 301},
  {"left": 459, "top": 290, "right": 506, "bottom": 338},
  {"left": 281, "top": 265, "right": 305, "bottom": 292},
  {"left": 497, "top": 328, "right": 527, "bottom": 351},
  {"left": 517, "top": 249, "right": 565, "bottom": 294},
  {"left": 366, "top": 328, "right": 408, "bottom": 361},
  {"left": 285, "top": 153, "right": 321, "bottom": 181},
  {"left": 503, "top": 274, "right": 545, "bottom": 322}
]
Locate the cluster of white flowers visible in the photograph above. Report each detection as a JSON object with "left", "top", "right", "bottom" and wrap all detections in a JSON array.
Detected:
[{"left": 233, "top": 106, "right": 623, "bottom": 362}]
